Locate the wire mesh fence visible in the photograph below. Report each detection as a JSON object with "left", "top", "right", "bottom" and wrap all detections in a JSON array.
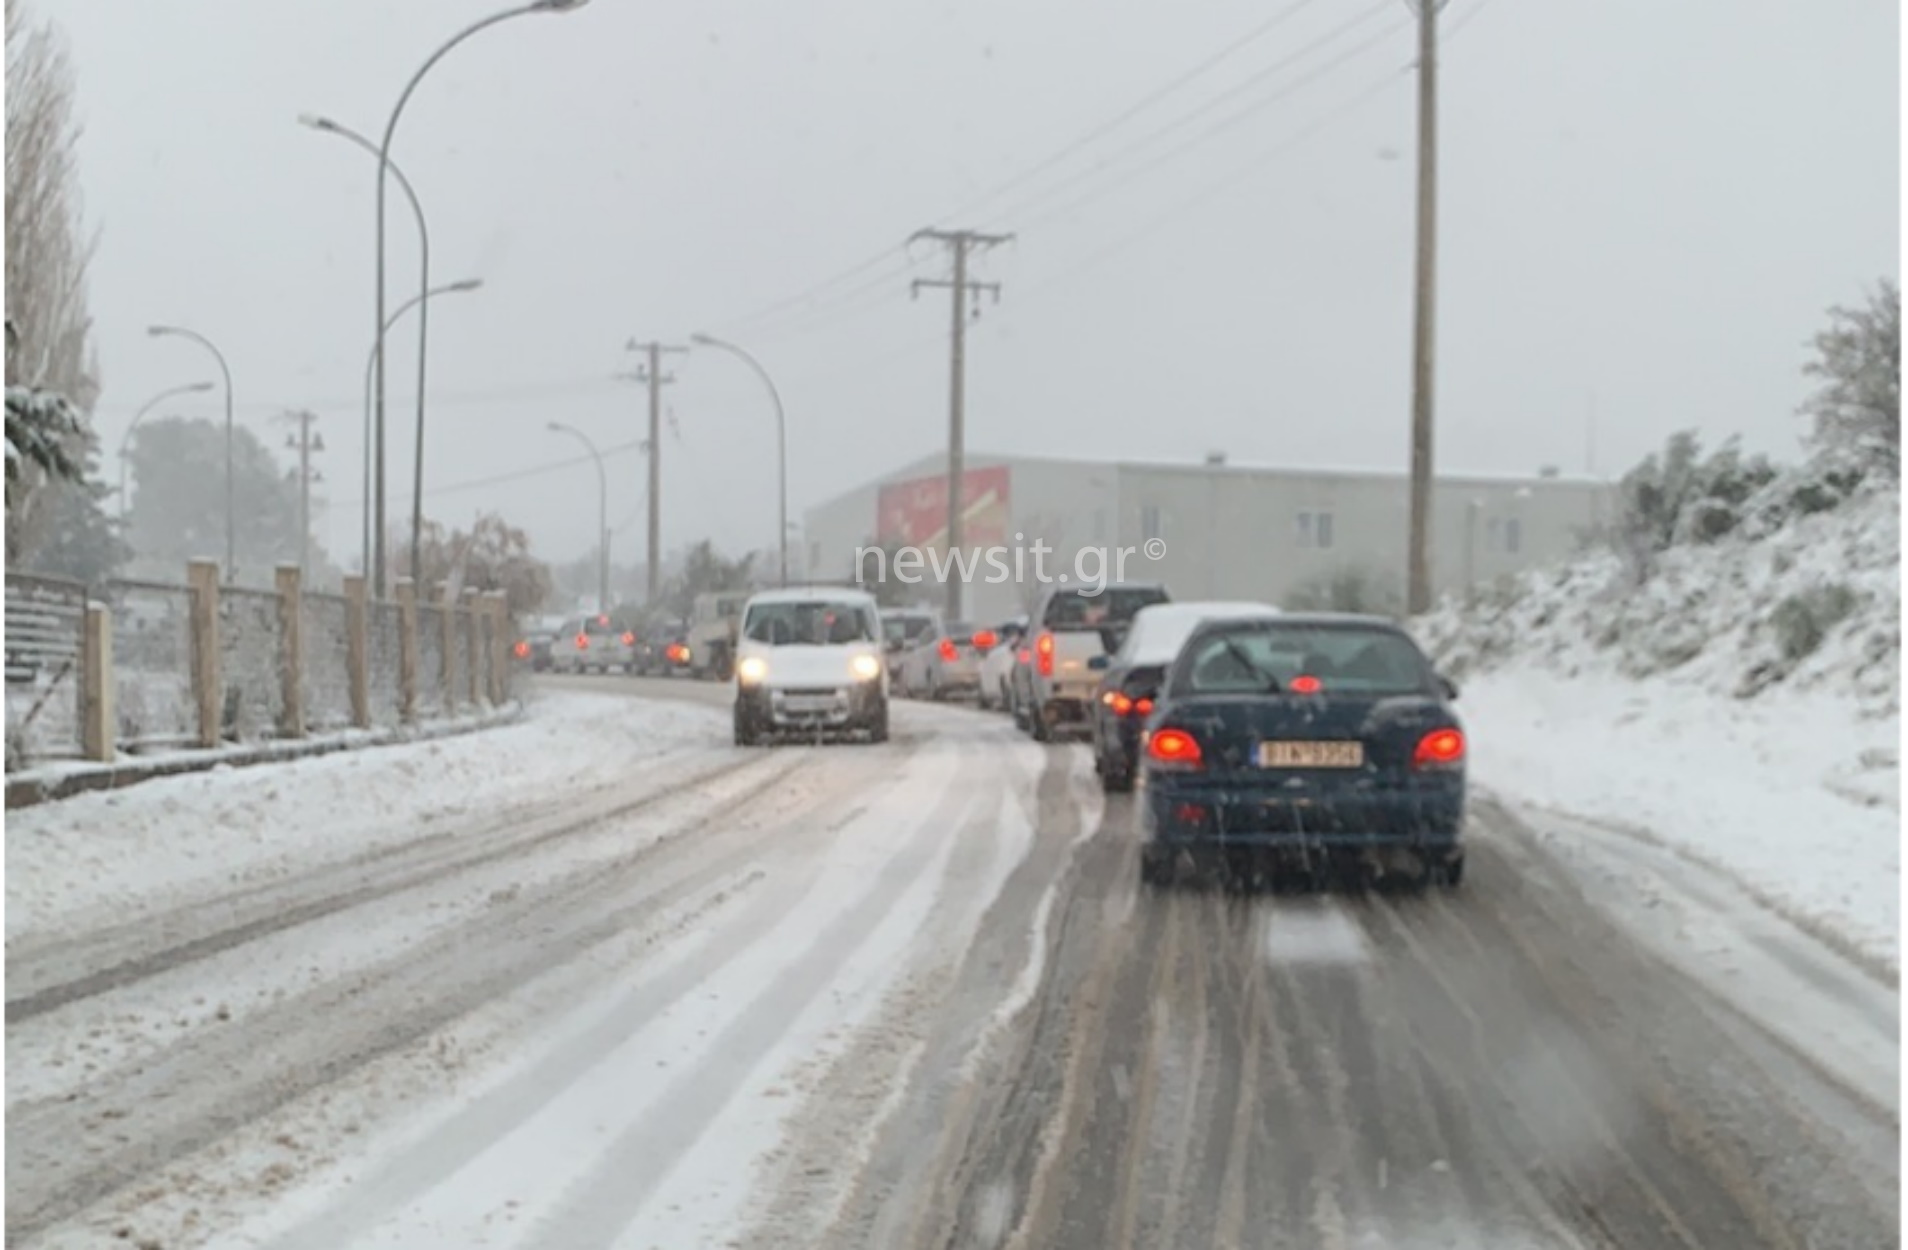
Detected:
[
  {"left": 367, "top": 600, "right": 403, "bottom": 728},
  {"left": 418, "top": 603, "right": 449, "bottom": 716},
  {"left": 219, "top": 586, "right": 285, "bottom": 743},
  {"left": 303, "top": 592, "right": 353, "bottom": 732},
  {"left": 5, "top": 567, "right": 515, "bottom": 771},
  {"left": 107, "top": 579, "right": 197, "bottom": 752},
  {"left": 5, "top": 574, "right": 87, "bottom": 765}
]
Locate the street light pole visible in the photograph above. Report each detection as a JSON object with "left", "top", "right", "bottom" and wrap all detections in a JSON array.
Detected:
[
  {"left": 359, "top": 278, "right": 483, "bottom": 580},
  {"left": 118, "top": 380, "right": 213, "bottom": 524},
  {"left": 370, "top": 0, "right": 592, "bottom": 598},
  {"left": 301, "top": 113, "right": 437, "bottom": 597},
  {"left": 547, "top": 422, "right": 609, "bottom": 611},
  {"left": 146, "top": 326, "right": 235, "bottom": 581},
  {"left": 689, "top": 332, "right": 788, "bottom": 587}
]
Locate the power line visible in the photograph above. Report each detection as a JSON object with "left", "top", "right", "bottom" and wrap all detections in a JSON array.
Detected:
[
  {"left": 327, "top": 437, "right": 647, "bottom": 511},
  {"left": 936, "top": 0, "right": 1333, "bottom": 225}
]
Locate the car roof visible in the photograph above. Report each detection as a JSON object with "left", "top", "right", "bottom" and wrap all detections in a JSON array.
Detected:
[
  {"left": 744, "top": 586, "right": 878, "bottom": 607},
  {"left": 1191, "top": 610, "right": 1404, "bottom": 630},
  {"left": 1122, "top": 601, "right": 1279, "bottom": 664}
]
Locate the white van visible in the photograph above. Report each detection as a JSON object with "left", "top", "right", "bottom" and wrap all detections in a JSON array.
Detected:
[{"left": 732, "top": 588, "right": 890, "bottom": 745}]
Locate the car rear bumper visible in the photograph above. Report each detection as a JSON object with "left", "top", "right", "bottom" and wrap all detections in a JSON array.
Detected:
[{"left": 1142, "top": 777, "right": 1464, "bottom": 848}]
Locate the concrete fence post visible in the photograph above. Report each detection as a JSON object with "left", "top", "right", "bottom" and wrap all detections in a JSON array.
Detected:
[
  {"left": 187, "top": 559, "right": 221, "bottom": 749},
  {"left": 276, "top": 565, "right": 306, "bottom": 739},
  {"left": 436, "top": 581, "right": 457, "bottom": 715},
  {"left": 462, "top": 589, "right": 482, "bottom": 708},
  {"left": 343, "top": 575, "right": 371, "bottom": 730},
  {"left": 81, "top": 602, "right": 114, "bottom": 763},
  {"left": 396, "top": 578, "right": 419, "bottom": 725}
]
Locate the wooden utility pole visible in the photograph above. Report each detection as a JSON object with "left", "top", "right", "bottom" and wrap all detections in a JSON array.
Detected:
[
  {"left": 910, "top": 227, "right": 1011, "bottom": 621},
  {"left": 626, "top": 339, "right": 687, "bottom": 604},
  {"left": 1404, "top": 0, "right": 1444, "bottom": 616}
]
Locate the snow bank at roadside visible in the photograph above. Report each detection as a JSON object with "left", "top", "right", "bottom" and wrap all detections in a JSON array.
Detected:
[
  {"left": 1417, "top": 483, "right": 1899, "bottom": 972},
  {"left": 5, "top": 690, "right": 728, "bottom": 946}
]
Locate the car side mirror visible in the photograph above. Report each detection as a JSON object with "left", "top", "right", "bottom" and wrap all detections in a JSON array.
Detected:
[
  {"left": 1438, "top": 675, "right": 1459, "bottom": 701},
  {"left": 1087, "top": 654, "right": 1110, "bottom": 671}
]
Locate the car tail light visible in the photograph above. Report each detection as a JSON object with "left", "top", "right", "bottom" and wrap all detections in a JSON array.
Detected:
[
  {"left": 621, "top": 631, "right": 635, "bottom": 646},
  {"left": 972, "top": 630, "right": 998, "bottom": 650},
  {"left": 1412, "top": 727, "right": 1466, "bottom": 770},
  {"left": 1108, "top": 692, "right": 1134, "bottom": 715},
  {"left": 1135, "top": 697, "right": 1154, "bottom": 716},
  {"left": 1035, "top": 631, "right": 1055, "bottom": 677},
  {"left": 513, "top": 640, "right": 530, "bottom": 659},
  {"left": 1017, "top": 648, "right": 1031, "bottom": 666},
  {"left": 1146, "top": 727, "right": 1203, "bottom": 769},
  {"left": 939, "top": 638, "right": 959, "bottom": 663},
  {"left": 1289, "top": 674, "right": 1322, "bottom": 695},
  {"left": 575, "top": 633, "right": 589, "bottom": 650},
  {"left": 596, "top": 614, "right": 610, "bottom": 626}
]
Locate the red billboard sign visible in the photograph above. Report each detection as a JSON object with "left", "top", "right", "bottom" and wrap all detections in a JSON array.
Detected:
[{"left": 876, "top": 465, "right": 1012, "bottom": 550}]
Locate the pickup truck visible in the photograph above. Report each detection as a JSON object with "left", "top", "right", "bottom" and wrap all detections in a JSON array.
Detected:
[
  {"left": 1021, "top": 582, "right": 1171, "bottom": 742},
  {"left": 687, "top": 591, "right": 750, "bottom": 680}
]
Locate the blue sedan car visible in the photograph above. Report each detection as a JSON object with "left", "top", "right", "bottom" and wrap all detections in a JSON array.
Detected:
[{"left": 1136, "top": 613, "right": 1466, "bottom": 890}]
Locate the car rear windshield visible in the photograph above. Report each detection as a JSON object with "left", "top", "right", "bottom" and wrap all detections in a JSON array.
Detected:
[
  {"left": 1172, "top": 622, "right": 1435, "bottom": 697},
  {"left": 882, "top": 615, "right": 935, "bottom": 645},
  {"left": 745, "top": 601, "right": 877, "bottom": 645},
  {"left": 1042, "top": 587, "right": 1169, "bottom": 630}
]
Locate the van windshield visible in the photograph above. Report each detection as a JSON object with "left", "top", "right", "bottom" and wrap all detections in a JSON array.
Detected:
[{"left": 745, "top": 601, "right": 878, "bottom": 646}]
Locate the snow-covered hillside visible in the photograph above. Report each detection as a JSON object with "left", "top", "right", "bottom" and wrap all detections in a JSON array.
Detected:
[{"left": 1416, "top": 476, "right": 1900, "bottom": 973}]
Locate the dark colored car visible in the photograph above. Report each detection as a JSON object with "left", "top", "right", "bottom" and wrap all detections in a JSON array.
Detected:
[
  {"left": 637, "top": 618, "right": 693, "bottom": 675},
  {"left": 1136, "top": 612, "right": 1466, "bottom": 890},
  {"left": 513, "top": 626, "right": 558, "bottom": 672}
]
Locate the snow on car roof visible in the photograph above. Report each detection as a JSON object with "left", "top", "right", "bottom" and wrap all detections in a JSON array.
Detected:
[
  {"left": 745, "top": 586, "right": 878, "bottom": 607},
  {"left": 1122, "top": 601, "right": 1280, "bottom": 666}
]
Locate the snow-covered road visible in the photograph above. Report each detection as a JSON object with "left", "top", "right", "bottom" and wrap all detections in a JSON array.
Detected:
[{"left": 5, "top": 678, "right": 1896, "bottom": 1249}]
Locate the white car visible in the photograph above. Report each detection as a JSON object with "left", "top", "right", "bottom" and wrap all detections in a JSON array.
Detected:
[
  {"left": 733, "top": 588, "right": 891, "bottom": 745},
  {"left": 977, "top": 617, "right": 1028, "bottom": 710},
  {"left": 549, "top": 613, "right": 636, "bottom": 674},
  {"left": 896, "top": 618, "right": 999, "bottom": 700}
]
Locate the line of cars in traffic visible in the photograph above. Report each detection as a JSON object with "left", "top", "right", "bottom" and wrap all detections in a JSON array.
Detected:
[
  {"left": 885, "top": 581, "right": 1468, "bottom": 891},
  {"left": 513, "top": 591, "right": 752, "bottom": 681}
]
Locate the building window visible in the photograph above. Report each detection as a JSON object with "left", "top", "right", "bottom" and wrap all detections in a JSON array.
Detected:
[
  {"left": 1297, "top": 510, "right": 1334, "bottom": 549},
  {"left": 1505, "top": 517, "right": 1522, "bottom": 554},
  {"left": 1486, "top": 518, "right": 1501, "bottom": 552},
  {"left": 1141, "top": 505, "right": 1162, "bottom": 541}
]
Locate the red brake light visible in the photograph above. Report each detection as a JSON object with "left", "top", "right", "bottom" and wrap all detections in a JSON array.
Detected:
[
  {"left": 1035, "top": 631, "right": 1055, "bottom": 677},
  {"left": 513, "top": 640, "right": 530, "bottom": 659},
  {"left": 1135, "top": 697, "right": 1154, "bottom": 716},
  {"left": 1290, "top": 674, "right": 1322, "bottom": 695},
  {"left": 597, "top": 614, "right": 610, "bottom": 626},
  {"left": 575, "top": 633, "right": 589, "bottom": 650},
  {"left": 1146, "top": 728, "right": 1203, "bottom": 767},
  {"left": 1412, "top": 727, "right": 1466, "bottom": 770},
  {"left": 1109, "top": 692, "right": 1135, "bottom": 716},
  {"left": 972, "top": 630, "right": 998, "bottom": 650},
  {"left": 621, "top": 631, "right": 635, "bottom": 646},
  {"left": 939, "top": 638, "right": 959, "bottom": 663}
]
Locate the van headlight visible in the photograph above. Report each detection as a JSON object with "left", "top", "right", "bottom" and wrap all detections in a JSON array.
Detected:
[
  {"left": 737, "top": 656, "right": 769, "bottom": 684},
  {"left": 850, "top": 654, "right": 882, "bottom": 682}
]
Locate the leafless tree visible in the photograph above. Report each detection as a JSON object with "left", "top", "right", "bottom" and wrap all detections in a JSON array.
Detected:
[
  {"left": 5, "top": 0, "right": 98, "bottom": 555},
  {"left": 1799, "top": 277, "right": 1900, "bottom": 478}
]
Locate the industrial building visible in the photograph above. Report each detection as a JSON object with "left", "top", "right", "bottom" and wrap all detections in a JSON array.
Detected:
[{"left": 801, "top": 451, "right": 1613, "bottom": 624}]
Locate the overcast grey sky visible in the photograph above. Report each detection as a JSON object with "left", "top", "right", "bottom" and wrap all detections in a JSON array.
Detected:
[{"left": 48, "top": 0, "right": 1901, "bottom": 568}]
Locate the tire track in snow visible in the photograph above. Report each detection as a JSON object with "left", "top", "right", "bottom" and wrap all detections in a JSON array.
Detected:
[
  {"left": 7, "top": 749, "right": 783, "bottom": 1023},
  {"left": 4, "top": 750, "right": 841, "bottom": 1245}
]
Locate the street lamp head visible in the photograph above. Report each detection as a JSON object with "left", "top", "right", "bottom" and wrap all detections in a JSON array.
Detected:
[
  {"left": 146, "top": 325, "right": 175, "bottom": 338},
  {"left": 534, "top": 0, "right": 590, "bottom": 11},
  {"left": 447, "top": 278, "right": 483, "bottom": 293},
  {"left": 689, "top": 332, "right": 717, "bottom": 347},
  {"left": 546, "top": 421, "right": 563, "bottom": 432},
  {"left": 185, "top": 381, "right": 216, "bottom": 394},
  {"left": 296, "top": 113, "right": 339, "bottom": 132}
]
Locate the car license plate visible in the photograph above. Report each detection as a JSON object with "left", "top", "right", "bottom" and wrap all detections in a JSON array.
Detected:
[
  {"left": 1257, "top": 740, "right": 1363, "bottom": 768},
  {"left": 783, "top": 695, "right": 836, "bottom": 712}
]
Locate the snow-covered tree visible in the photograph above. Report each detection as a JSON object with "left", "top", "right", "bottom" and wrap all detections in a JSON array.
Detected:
[{"left": 1799, "top": 277, "right": 1899, "bottom": 479}]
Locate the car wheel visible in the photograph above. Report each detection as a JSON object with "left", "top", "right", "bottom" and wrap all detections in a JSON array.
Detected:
[
  {"left": 733, "top": 705, "right": 760, "bottom": 747},
  {"left": 1139, "top": 847, "right": 1173, "bottom": 888},
  {"left": 1100, "top": 760, "right": 1133, "bottom": 793},
  {"left": 1029, "top": 704, "right": 1051, "bottom": 742},
  {"left": 868, "top": 699, "right": 890, "bottom": 744},
  {"left": 1434, "top": 852, "right": 1464, "bottom": 889}
]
